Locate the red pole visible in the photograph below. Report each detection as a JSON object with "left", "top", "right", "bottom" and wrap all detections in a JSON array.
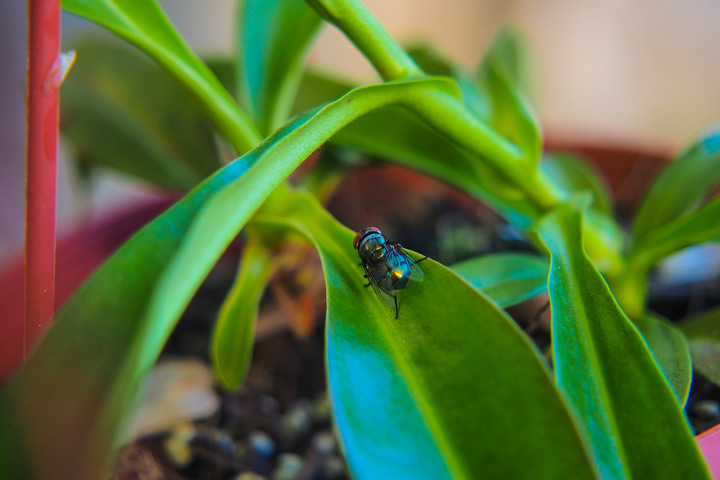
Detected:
[{"left": 25, "top": 0, "right": 60, "bottom": 356}]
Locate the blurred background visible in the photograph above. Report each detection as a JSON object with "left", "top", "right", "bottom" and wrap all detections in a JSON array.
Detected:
[{"left": 2, "top": 0, "right": 719, "bottom": 265}]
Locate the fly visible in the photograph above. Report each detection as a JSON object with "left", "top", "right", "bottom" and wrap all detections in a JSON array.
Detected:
[{"left": 354, "top": 227, "right": 426, "bottom": 319}]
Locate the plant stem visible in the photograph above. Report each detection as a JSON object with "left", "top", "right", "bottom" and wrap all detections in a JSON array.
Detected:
[
  {"left": 26, "top": 0, "right": 60, "bottom": 355},
  {"left": 305, "top": 0, "right": 422, "bottom": 81},
  {"left": 305, "top": 0, "right": 561, "bottom": 216}
]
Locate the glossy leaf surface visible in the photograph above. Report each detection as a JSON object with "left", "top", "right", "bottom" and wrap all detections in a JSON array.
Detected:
[
  {"left": 62, "top": 0, "right": 260, "bottom": 152},
  {"left": 632, "top": 126, "right": 720, "bottom": 243},
  {"left": 61, "top": 41, "right": 219, "bottom": 190},
  {"left": 680, "top": 307, "right": 720, "bottom": 386},
  {"left": 237, "top": 0, "right": 321, "bottom": 135},
  {"left": 537, "top": 201, "right": 711, "bottom": 479},
  {"left": 211, "top": 235, "right": 273, "bottom": 390},
  {"left": 252, "top": 189, "right": 596, "bottom": 480},
  {"left": 451, "top": 252, "right": 548, "bottom": 308}
]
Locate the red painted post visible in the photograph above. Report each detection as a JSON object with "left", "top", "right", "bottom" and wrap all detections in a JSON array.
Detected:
[{"left": 25, "top": 0, "right": 60, "bottom": 356}]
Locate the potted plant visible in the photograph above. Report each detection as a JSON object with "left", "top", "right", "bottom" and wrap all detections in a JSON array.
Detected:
[{"left": 3, "top": 0, "right": 720, "bottom": 478}]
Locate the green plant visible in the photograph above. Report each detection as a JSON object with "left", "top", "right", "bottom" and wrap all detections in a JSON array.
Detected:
[{"left": 3, "top": 0, "right": 720, "bottom": 478}]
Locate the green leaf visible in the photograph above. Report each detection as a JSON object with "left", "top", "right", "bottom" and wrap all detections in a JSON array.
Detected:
[
  {"left": 62, "top": 0, "right": 260, "bottom": 152},
  {"left": 211, "top": 234, "right": 273, "bottom": 390},
  {"left": 252, "top": 189, "right": 597, "bottom": 480},
  {"left": 536, "top": 201, "right": 711, "bottom": 479},
  {"left": 632, "top": 126, "right": 720, "bottom": 243},
  {"left": 450, "top": 253, "right": 548, "bottom": 308},
  {"left": 0, "top": 77, "right": 456, "bottom": 479},
  {"left": 237, "top": 0, "right": 321, "bottom": 135},
  {"left": 475, "top": 30, "right": 541, "bottom": 166},
  {"left": 633, "top": 313, "right": 692, "bottom": 405},
  {"left": 542, "top": 153, "right": 613, "bottom": 214},
  {"left": 61, "top": 41, "right": 220, "bottom": 190},
  {"left": 632, "top": 195, "right": 720, "bottom": 270},
  {"left": 0, "top": 154, "right": 257, "bottom": 480},
  {"left": 679, "top": 307, "right": 720, "bottom": 387},
  {"left": 294, "top": 71, "right": 541, "bottom": 227}
]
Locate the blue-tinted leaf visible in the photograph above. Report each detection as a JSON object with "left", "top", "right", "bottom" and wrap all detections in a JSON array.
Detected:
[
  {"left": 252, "top": 189, "right": 596, "bottom": 480},
  {"left": 537, "top": 200, "right": 710, "bottom": 479},
  {"left": 451, "top": 252, "right": 548, "bottom": 307}
]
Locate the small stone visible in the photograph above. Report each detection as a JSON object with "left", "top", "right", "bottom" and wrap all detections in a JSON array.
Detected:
[
  {"left": 271, "top": 453, "right": 304, "bottom": 480},
  {"left": 234, "top": 473, "right": 267, "bottom": 480},
  {"left": 321, "top": 454, "right": 347, "bottom": 480},
  {"left": 248, "top": 430, "right": 276, "bottom": 475},
  {"left": 312, "top": 431, "right": 337, "bottom": 456},
  {"left": 280, "top": 400, "right": 312, "bottom": 445},
  {"left": 694, "top": 400, "right": 720, "bottom": 419},
  {"left": 311, "top": 394, "right": 331, "bottom": 424},
  {"left": 257, "top": 395, "right": 281, "bottom": 415},
  {"left": 163, "top": 421, "right": 196, "bottom": 468},
  {"left": 211, "top": 428, "right": 237, "bottom": 457}
]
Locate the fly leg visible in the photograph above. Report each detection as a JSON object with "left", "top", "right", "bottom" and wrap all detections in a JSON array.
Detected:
[
  {"left": 363, "top": 274, "right": 371, "bottom": 287},
  {"left": 393, "top": 294, "right": 399, "bottom": 319}
]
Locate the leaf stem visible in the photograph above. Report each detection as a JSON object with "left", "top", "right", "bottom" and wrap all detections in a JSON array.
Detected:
[{"left": 305, "top": 0, "right": 422, "bottom": 81}]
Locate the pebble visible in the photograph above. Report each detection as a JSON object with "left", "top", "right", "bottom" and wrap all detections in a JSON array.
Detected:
[
  {"left": 280, "top": 400, "right": 313, "bottom": 446},
  {"left": 248, "top": 430, "right": 277, "bottom": 475},
  {"left": 271, "top": 453, "right": 304, "bottom": 480},
  {"left": 694, "top": 400, "right": 720, "bottom": 419},
  {"left": 163, "top": 422, "right": 196, "bottom": 468}
]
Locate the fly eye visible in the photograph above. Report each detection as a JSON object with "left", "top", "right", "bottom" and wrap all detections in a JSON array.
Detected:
[
  {"left": 353, "top": 231, "right": 363, "bottom": 249},
  {"left": 354, "top": 227, "right": 383, "bottom": 249}
]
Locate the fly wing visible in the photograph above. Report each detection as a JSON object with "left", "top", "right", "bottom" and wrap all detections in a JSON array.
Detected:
[
  {"left": 395, "top": 248, "right": 425, "bottom": 282},
  {"left": 362, "top": 264, "right": 398, "bottom": 309}
]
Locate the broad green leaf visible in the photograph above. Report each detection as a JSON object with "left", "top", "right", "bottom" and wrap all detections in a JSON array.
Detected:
[
  {"left": 237, "top": 0, "right": 321, "bottom": 135},
  {"left": 252, "top": 189, "right": 597, "bottom": 480},
  {"left": 680, "top": 307, "right": 720, "bottom": 387},
  {"left": 632, "top": 126, "right": 720, "bottom": 242},
  {"left": 294, "top": 71, "right": 540, "bottom": 227},
  {"left": 632, "top": 195, "right": 720, "bottom": 270},
  {"left": 475, "top": 30, "right": 541, "bottom": 167},
  {"left": 62, "top": 41, "right": 219, "bottom": 190},
  {"left": 542, "top": 153, "right": 613, "bottom": 213},
  {"left": 537, "top": 201, "right": 711, "bottom": 479},
  {"left": 0, "top": 77, "right": 461, "bottom": 479},
  {"left": 211, "top": 234, "right": 273, "bottom": 390},
  {"left": 62, "top": 0, "right": 260, "bottom": 153},
  {"left": 451, "top": 252, "right": 548, "bottom": 308},
  {"left": 634, "top": 313, "right": 692, "bottom": 405}
]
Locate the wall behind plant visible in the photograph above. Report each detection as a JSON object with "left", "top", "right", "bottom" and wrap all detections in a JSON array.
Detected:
[{"left": 1, "top": 0, "right": 719, "bottom": 265}]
